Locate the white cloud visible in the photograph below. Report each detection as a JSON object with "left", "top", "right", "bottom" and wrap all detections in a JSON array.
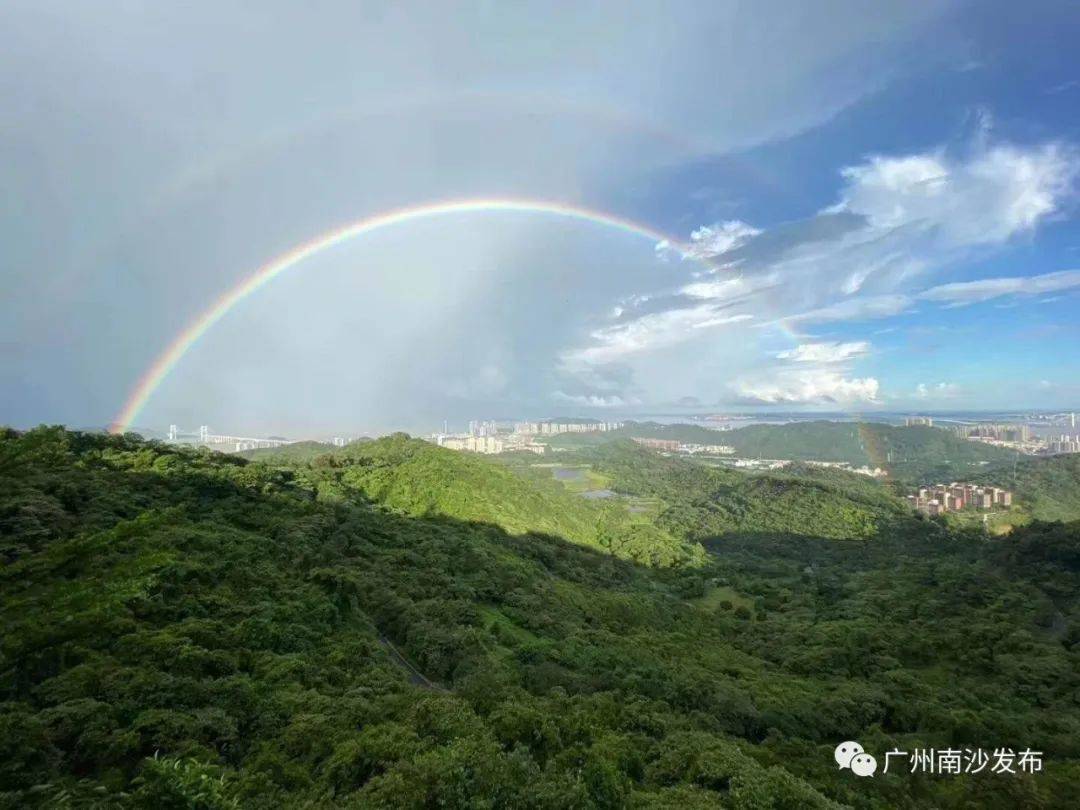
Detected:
[
  {"left": 688, "top": 221, "right": 763, "bottom": 258},
  {"left": 730, "top": 339, "right": 878, "bottom": 405},
  {"left": 775, "top": 140, "right": 1077, "bottom": 323},
  {"left": 776, "top": 341, "right": 870, "bottom": 364},
  {"left": 563, "top": 134, "right": 1077, "bottom": 407},
  {"left": 914, "top": 381, "right": 961, "bottom": 399},
  {"left": 552, "top": 391, "right": 638, "bottom": 408},
  {"left": 834, "top": 153, "right": 950, "bottom": 227},
  {"left": 733, "top": 370, "right": 880, "bottom": 404},
  {"left": 918, "top": 268, "right": 1080, "bottom": 306},
  {"left": 657, "top": 220, "right": 761, "bottom": 262},
  {"left": 835, "top": 143, "right": 1076, "bottom": 246}
]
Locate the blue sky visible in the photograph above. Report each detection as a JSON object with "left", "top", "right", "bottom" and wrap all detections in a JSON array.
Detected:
[{"left": 2, "top": 1, "right": 1079, "bottom": 434}]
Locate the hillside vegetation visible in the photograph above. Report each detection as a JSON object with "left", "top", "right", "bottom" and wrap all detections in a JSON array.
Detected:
[
  {"left": 975, "top": 453, "right": 1080, "bottom": 522},
  {"left": 720, "top": 422, "right": 1015, "bottom": 482},
  {"left": 265, "top": 434, "right": 701, "bottom": 567},
  {"left": 237, "top": 440, "right": 337, "bottom": 463},
  {"left": 3, "top": 428, "right": 1080, "bottom": 808},
  {"left": 580, "top": 442, "right": 908, "bottom": 542},
  {"left": 545, "top": 421, "right": 1016, "bottom": 483}
]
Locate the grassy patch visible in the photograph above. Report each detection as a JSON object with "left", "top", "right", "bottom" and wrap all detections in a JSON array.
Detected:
[{"left": 693, "top": 583, "right": 755, "bottom": 612}]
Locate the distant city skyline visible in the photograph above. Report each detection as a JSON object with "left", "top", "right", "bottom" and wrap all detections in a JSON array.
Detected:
[
  {"left": 148, "top": 408, "right": 1080, "bottom": 451},
  {"left": 3, "top": 2, "right": 1080, "bottom": 433}
]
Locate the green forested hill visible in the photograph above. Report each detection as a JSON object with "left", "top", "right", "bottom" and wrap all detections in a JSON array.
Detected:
[
  {"left": 721, "top": 422, "right": 1015, "bottom": 481},
  {"left": 543, "top": 420, "right": 1015, "bottom": 482},
  {"left": 581, "top": 441, "right": 907, "bottom": 541},
  {"left": 268, "top": 434, "right": 701, "bottom": 567},
  {"left": 975, "top": 453, "right": 1080, "bottom": 521},
  {"left": 721, "top": 421, "right": 868, "bottom": 462},
  {"left": 237, "top": 440, "right": 336, "bottom": 463},
  {"left": 3, "top": 428, "right": 1080, "bottom": 808}
]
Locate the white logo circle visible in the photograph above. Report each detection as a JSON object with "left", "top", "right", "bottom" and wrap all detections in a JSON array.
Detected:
[
  {"left": 834, "top": 741, "right": 864, "bottom": 769},
  {"left": 850, "top": 753, "right": 878, "bottom": 777}
]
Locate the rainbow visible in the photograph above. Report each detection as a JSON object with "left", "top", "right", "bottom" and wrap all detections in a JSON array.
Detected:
[{"left": 110, "top": 197, "right": 697, "bottom": 433}]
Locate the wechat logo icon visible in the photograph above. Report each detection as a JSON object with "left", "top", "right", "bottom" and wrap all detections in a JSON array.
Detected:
[{"left": 835, "top": 741, "right": 877, "bottom": 777}]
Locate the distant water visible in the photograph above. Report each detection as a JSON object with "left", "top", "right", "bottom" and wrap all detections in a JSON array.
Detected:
[{"left": 617, "top": 410, "right": 1077, "bottom": 429}]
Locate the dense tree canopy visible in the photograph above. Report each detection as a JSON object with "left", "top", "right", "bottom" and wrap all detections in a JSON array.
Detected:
[{"left": 2, "top": 428, "right": 1079, "bottom": 808}]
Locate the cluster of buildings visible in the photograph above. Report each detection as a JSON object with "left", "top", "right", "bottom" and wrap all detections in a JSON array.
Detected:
[
  {"left": 907, "top": 482, "right": 1012, "bottom": 516},
  {"left": 467, "top": 420, "right": 500, "bottom": 437},
  {"left": 803, "top": 460, "right": 888, "bottom": 478},
  {"left": 433, "top": 432, "right": 548, "bottom": 455},
  {"left": 438, "top": 435, "right": 517, "bottom": 454},
  {"left": 1026, "top": 411, "right": 1077, "bottom": 428},
  {"left": 954, "top": 423, "right": 1032, "bottom": 443},
  {"left": 726, "top": 458, "right": 789, "bottom": 471},
  {"left": 632, "top": 437, "right": 734, "bottom": 455},
  {"left": 904, "top": 415, "right": 1080, "bottom": 457},
  {"left": 949, "top": 419, "right": 1080, "bottom": 455},
  {"left": 1046, "top": 434, "right": 1080, "bottom": 454},
  {"left": 431, "top": 418, "right": 625, "bottom": 456},
  {"left": 513, "top": 421, "right": 623, "bottom": 435},
  {"left": 718, "top": 458, "right": 886, "bottom": 476}
]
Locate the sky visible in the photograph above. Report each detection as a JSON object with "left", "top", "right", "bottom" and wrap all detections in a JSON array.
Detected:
[{"left": 2, "top": 0, "right": 1080, "bottom": 436}]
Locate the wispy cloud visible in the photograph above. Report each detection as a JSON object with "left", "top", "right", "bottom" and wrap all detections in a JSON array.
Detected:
[
  {"left": 563, "top": 307, "right": 753, "bottom": 366},
  {"left": 656, "top": 220, "right": 762, "bottom": 262},
  {"left": 918, "top": 269, "right": 1080, "bottom": 306},
  {"left": 776, "top": 341, "right": 870, "bottom": 363},
  {"left": 783, "top": 295, "right": 914, "bottom": 325},
  {"left": 1046, "top": 79, "right": 1080, "bottom": 95}
]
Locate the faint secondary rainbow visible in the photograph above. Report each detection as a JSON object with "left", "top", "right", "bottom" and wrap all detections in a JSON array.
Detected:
[{"left": 111, "top": 197, "right": 698, "bottom": 433}]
